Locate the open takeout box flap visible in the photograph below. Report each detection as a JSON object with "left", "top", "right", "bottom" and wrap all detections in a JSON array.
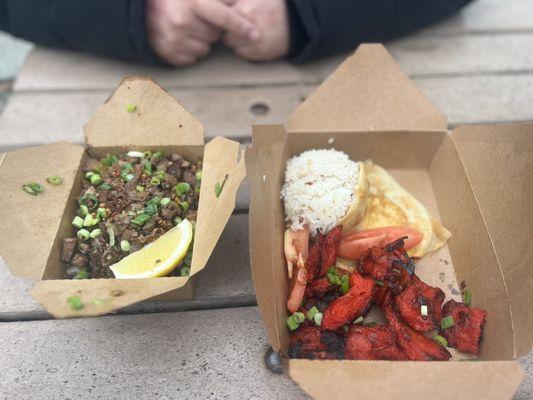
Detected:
[
  {"left": 287, "top": 359, "right": 523, "bottom": 400},
  {"left": 85, "top": 76, "right": 204, "bottom": 148},
  {"left": 31, "top": 276, "right": 189, "bottom": 318},
  {"left": 451, "top": 123, "right": 533, "bottom": 357},
  {"left": 190, "top": 137, "right": 247, "bottom": 274},
  {"left": 0, "top": 142, "right": 85, "bottom": 280},
  {"left": 287, "top": 44, "right": 447, "bottom": 134}
]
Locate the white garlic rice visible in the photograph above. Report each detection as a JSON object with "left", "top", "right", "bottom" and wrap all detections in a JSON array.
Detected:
[{"left": 281, "top": 149, "right": 359, "bottom": 234}]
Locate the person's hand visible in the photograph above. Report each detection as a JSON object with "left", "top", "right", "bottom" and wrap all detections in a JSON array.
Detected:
[
  {"left": 146, "top": 0, "right": 261, "bottom": 66},
  {"left": 223, "top": 0, "right": 290, "bottom": 62}
]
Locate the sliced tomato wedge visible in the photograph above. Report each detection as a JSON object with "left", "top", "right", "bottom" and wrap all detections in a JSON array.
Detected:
[{"left": 338, "top": 226, "right": 423, "bottom": 261}]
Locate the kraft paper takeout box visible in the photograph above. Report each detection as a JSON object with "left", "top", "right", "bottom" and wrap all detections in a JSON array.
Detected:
[
  {"left": 247, "top": 44, "right": 532, "bottom": 399},
  {"left": 0, "top": 77, "right": 246, "bottom": 318}
]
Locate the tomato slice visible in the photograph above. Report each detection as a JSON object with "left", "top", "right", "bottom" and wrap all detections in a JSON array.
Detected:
[{"left": 338, "top": 226, "right": 423, "bottom": 260}]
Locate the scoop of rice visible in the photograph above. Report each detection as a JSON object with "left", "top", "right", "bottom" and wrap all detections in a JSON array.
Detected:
[{"left": 281, "top": 149, "right": 359, "bottom": 234}]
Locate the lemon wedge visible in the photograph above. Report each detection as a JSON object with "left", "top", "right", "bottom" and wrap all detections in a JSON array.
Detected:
[{"left": 110, "top": 219, "right": 193, "bottom": 279}]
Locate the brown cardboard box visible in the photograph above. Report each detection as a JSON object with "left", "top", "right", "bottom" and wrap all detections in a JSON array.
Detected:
[
  {"left": 247, "top": 45, "right": 532, "bottom": 399},
  {"left": 0, "top": 77, "right": 245, "bottom": 318}
]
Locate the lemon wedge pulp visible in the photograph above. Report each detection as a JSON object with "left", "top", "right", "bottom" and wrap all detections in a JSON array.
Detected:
[{"left": 110, "top": 219, "right": 193, "bottom": 279}]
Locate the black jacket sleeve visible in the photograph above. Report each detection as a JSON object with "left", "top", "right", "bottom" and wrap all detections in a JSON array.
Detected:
[
  {"left": 0, "top": 0, "right": 163, "bottom": 65},
  {"left": 287, "top": 0, "right": 474, "bottom": 62}
]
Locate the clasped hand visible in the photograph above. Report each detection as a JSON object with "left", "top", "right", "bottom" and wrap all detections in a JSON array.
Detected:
[{"left": 147, "top": 0, "right": 289, "bottom": 66}]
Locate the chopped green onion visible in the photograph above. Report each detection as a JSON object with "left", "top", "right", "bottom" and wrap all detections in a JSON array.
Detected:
[
  {"left": 180, "top": 201, "right": 189, "bottom": 214},
  {"left": 152, "top": 151, "right": 165, "bottom": 159},
  {"left": 327, "top": 267, "right": 342, "bottom": 286},
  {"left": 175, "top": 182, "right": 191, "bottom": 196},
  {"left": 353, "top": 316, "right": 364, "bottom": 324},
  {"left": 146, "top": 196, "right": 160, "bottom": 206},
  {"left": 80, "top": 204, "right": 89, "bottom": 216},
  {"left": 92, "top": 299, "right": 105, "bottom": 305},
  {"left": 72, "top": 216, "right": 84, "bottom": 229},
  {"left": 154, "top": 170, "right": 167, "bottom": 179},
  {"left": 107, "top": 226, "right": 115, "bottom": 246},
  {"left": 441, "top": 315, "right": 455, "bottom": 330},
  {"left": 125, "top": 103, "right": 137, "bottom": 113},
  {"left": 121, "top": 162, "right": 134, "bottom": 172},
  {"left": 375, "top": 280, "right": 385, "bottom": 287},
  {"left": 160, "top": 197, "right": 171, "bottom": 206},
  {"left": 150, "top": 176, "right": 161, "bottom": 186},
  {"left": 99, "top": 183, "right": 112, "bottom": 190},
  {"left": 136, "top": 185, "right": 145, "bottom": 192},
  {"left": 90, "top": 174, "right": 102, "bottom": 186},
  {"left": 22, "top": 182, "right": 43, "bottom": 196},
  {"left": 77, "top": 229, "right": 90, "bottom": 241},
  {"left": 174, "top": 216, "right": 183, "bottom": 225},
  {"left": 74, "top": 270, "right": 89, "bottom": 279},
  {"left": 195, "top": 185, "right": 201, "bottom": 194},
  {"left": 307, "top": 306, "right": 320, "bottom": 321},
  {"left": 46, "top": 175, "right": 63, "bottom": 185},
  {"left": 85, "top": 171, "right": 95, "bottom": 179},
  {"left": 90, "top": 229, "right": 102, "bottom": 239},
  {"left": 421, "top": 305, "right": 428, "bottom": 317},
  {"left": 313, "top": 312, "right": 323, "bottom": 326},
  {"left": 195, "top": 170, "right": 202, "bottom": 181},
  {"left": 125, "top": 173, "right": 135, "bottom": 182},
  {"left": 462, "top": 289, "right": 472, "bottom": 306},
  {"left": 143, "top": 151, "right": 152, "bottom": 158},
  {"left": 83, "top": 214, "right": 97, "bottom": 227},
  {"left": 67, "top": 296, "right": 84, "bottom": 310},
  {"left": 96, "top": 208, "right": 107, "bottom": 220},
  {"left": 102, "top": 154, "right": 118, "bottom": 166},
  {"left": 144, "top": 203, "right": 159, "bottom": 216},
  {"left": 214, "top": 182, "right": 222, "bottom": 197},
  {"left": 127, "top": 150, "right": 144, "bottom": 158},
  {"left": 142, "top": 159, "right": 153, "bottom": 174},
  {"left": 340, "top": 275, "right": 350, "bottom": 294},
  {"left": 286, "top": 316, "right": 299, "bottom": 331},
  {"left": 131, "top": 213, "right": 151, "bottom": 226},
  {"left": 180, "top": 266, "right": 190, "bottom": 276},
  {"left": 292, "top": 312, "right": 305, "bottom": 324},
  {"left": 432, "top": 334, "right": 448, "bottom": 348},
  {"left": 120, "top": 240, "right": 131, "bottom": 252},
  {"left": 363, "top": 321, "right": 377, "bottom": 328},
  {"left": 79, "top": 194, "right": 99, "bottom": 210}
]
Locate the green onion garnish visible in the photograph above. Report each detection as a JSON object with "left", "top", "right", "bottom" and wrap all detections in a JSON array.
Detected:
[
  {"left": 83, "top": 214, "right": 96, "bottom": 227},
  {"left": 102, "top": 154, "right": 118, "bottom": 166},
  {"left": 142, "top": 159, "right": 153, "bottom": 174},
  {"left": 79, "top": 194, "right": 99, "bottom": 210},
  {"left": 99, "top": 183, "right": 112, "bottom": 190},
  {"left": 160, "top": 197, "right": 171, "bottom": 206},
  {"left": 90, "top": 229, "right": 102, "bottom": 239},
  {"left": 131, "top": 213, "right": 151, "bottom": 226},
  {"left": 92, "top": 299, "right": 105, "bottom": 305},
  {"left": 307, "top": 306, "right": 320, "bottom": 321},
  {"left": 327, "top": 267, "right": 342, "bottom": 286},
  {"left": 462, "top": 289, "right": 472, "bottom": 306},
  {"left": 96, "top": 208, "right": 107, "bottom": 220},
  {"left": 340, "top": 275, "right": 350, "bottom": 294},
  {"left": 154, "top": 170, "right": 167, "bottom": 179},
  {"left": 421, "top": 305, "right": 428, "bottom": 317},
  {"left": 22, "top": 182, "right": 43, "bottom": 196},
  {"left": 195, "top": 185, "right": 201, "bottom": 194},
  {"left": 127, "top": 150, "right": 144, "bottom": 158},
  {"left": 143, "top": 151, "right": 152, "bottom": 159},
  {"left": 441, "top": 315, "right": 455, "bottom": 330},
  {"left": 74, "top": 270, "right": 89, "bottom": 279},
  {"left": 174, "top": 216, "right": 183, "bottom": 225},
  {"left": 46, "top": 175, "right": 63, "bottom": 185},
  {"left": 214, "top": 182, "right": 222, "bottom": 197},
  {"left": 432, "top": 334, "right": 448, "bottom": 348},
  {"left": 107, "top": 226, "right": 115, "bottom": 246},
  {"left": 180, "top": 201, "right": 189, "bottom": 214},
  {"left": 67, "top": 295, "right": 84, "bottom": 310},
  {"left": 125, "top": 103, "right": 137, "bottom": 113},
  {"left": 180, "top": 266, "right": 190, "bottom": 276},
  {"left": 85, "top": 171, "right": 95, "bottom": 179},
  {"left": 292, "top": 312, "right": 305, "bottom": 324},
  {"left": 136, "top": 185, "right": 145, "bottom": 192},
  {"left": 150, "top": 176, "right": 161, "bottom": 186},
  {"left": 152, "top": 151, "right": 165, "bottom": 159},
  {"left": 363, "top": 321, "right": 377, "bottom": 328},
  {"left": 175, "top": 182, "right": 191, "bottom": 196},
  {"left": 90, "top": 174, "right": 102, "bottom": 186},
  {"left": 195, "top": 171, "right": 202, "bottom": 181},
  {"left": 72, "top": 216, "right": 84, "bottom": 229},
  {"left": 375, "top": 280, "right": 385, "bottom": 287},
  {"left": 353, "top": 316, "right": 364, "bottom": 324},
  {"left": 125, "top": 173, "right": 135, "bottom": 182},
  {"left": 120, "top": 240, "right": 131, "bottom": 252},
  {"left": 80, "top": 204, "right": 89, "bottom": 216},
  {"left": 77, "top": 229, "right": 90, "bottom": 241},
  {"left": 313, "top": 313, "right": 323, "bottom": 326},
  {"left": 286, "top": 316, "right": 299, "bottom": 331}
]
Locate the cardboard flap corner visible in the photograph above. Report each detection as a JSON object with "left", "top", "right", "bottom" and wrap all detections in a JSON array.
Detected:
[
  {"left": 190, "top": 137, "right": 246, "bottom": 274},
  {"left": 31, "top": 276, "right": 189, "bottom": 318},
  {"left": 451, "top": 123, "right": 533, "bottom": 357},
  {"left": 288, "top": 44, "right": 447, "bottom": 133},
  {"left": 85, "top": 76, "right": 204, "bottom": 148},
  {"left": 0, "top": 142, "right": 85, "bottom": 280},
  {"left": 287, "top": 359, "right": 523, "bottom": 400}
]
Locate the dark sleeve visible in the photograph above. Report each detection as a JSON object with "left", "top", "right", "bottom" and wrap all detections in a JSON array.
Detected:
[
  {"left": 286, "top": 0, "right": 474, "bottom": 62},
  {"left": 0, "top": 0, "right": 165, "bottom": 65}
]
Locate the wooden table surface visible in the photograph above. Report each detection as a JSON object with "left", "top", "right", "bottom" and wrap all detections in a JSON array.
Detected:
[{"left": 0, "top": 0, "right": 532, "bottom": 398}]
